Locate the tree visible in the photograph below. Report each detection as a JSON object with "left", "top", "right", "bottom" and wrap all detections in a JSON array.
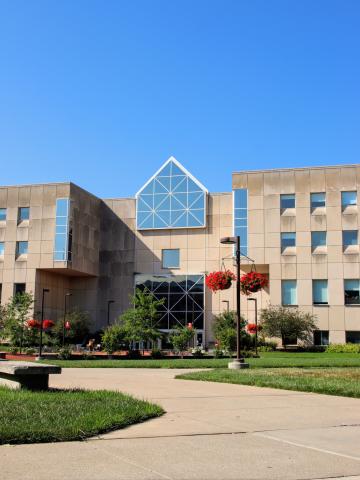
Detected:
[
  {"left": 169, "top": 325, "right": 195, "bottom": 358},
  {"left": 101, "top": 324, "right": 127, "bottom": 354},
  {"left": 212, "top": 310, "right": 251, "bottom": 354},
  {"left": 0, "top": 292, "right": 34, "bottom": 352},
  {"left": 120, "top": 288, "right": 164, "bottom": 350},
  {"left": 260, "top": 305, "right": 317, "bottom": 349}
]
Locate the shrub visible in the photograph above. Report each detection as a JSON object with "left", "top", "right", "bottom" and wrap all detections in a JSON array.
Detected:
[
  {"left": 151, "top": 348, "right": 163, "bottom": 359},
  {"left": 58, "top": 346, "right": 72, "bottom": 360},
  {"left": 326, "top": 343, "right": 360, "bottom": 353},
  {"left": 101, "top": 324, "right": 126, "bottom": 354},
  {"left": 191, "top": 347, "right": 206, "bottom": 358},
  {"left": 9, "top": 346, "right": 18, "bottom": 354},
  {"left": 260, "top": 305, "right": 317, "bottom": 348},
  {"left": 170, "top": 325, "right": 195, "bottom": 357},
  {"left": 24, "top": 347, "right": 36, "bottom": 355},
  {"left": 212, "top": 311, "right": 252, "bottom": 354},
  {"left": 53, "top": 309, "right": 91, "bottom": 345}
]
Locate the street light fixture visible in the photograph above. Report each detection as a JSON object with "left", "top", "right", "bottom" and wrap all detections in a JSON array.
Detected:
[
  {"left": 107, "top": 300, "right": 115, "bottom": 326},
  {"left": 63, "top": 293, "right": 72, "bottom": 347},
  {"left": 247, "top": 297, "right": 258, "bottom": 357},
  {"left": 220, "top": 236, "right": 249, "bottom": 369},
  {"left": 37, "top": 288, "right": 50, "bottom": 361}
]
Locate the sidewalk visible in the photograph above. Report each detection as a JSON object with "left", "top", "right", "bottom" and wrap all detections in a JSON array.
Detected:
[{"left": 1, "top": 368, "right": 360, "bottom": 479}]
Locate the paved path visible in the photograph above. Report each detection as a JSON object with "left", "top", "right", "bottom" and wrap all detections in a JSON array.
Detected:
[{"left": 2, "top": 368, "right": 360, "bottom": 480}]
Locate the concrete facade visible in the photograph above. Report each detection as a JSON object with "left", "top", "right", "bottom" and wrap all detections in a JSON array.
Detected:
[{"left": 0, "top": 160, "right": 359, "bottom": 346}]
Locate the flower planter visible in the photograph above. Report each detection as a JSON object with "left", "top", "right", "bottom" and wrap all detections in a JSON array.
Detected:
[
  {"left": 240, "top": 272, "right": 268, "bottom": 296},
  {"left": 206, "top": 270, "right": 236, "bottom": 293}
]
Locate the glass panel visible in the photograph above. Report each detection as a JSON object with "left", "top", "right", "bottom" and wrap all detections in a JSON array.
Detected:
[
  {"left": 344, "top": 279, "right": 360, "bottom": 304},
  {"left": 54, "top": 198, "right": 70, "bottom": 261},
  {"left": 346, "top": 331, "right": 360, "bottom": 344},
  {"left": 343, "top": 230, "right": 358, "bottom": 247},
  {"left": 281, "top": 232, "right": 296, "bottom": 250},
  {"left": 313, "top": 280, "right": 328, "bottom": 304},
  {"left": 0, "top": 242, "right": 4, "bottom": 255},
  {"left": 0, "top": 208, "right": 6, "bottom": 221},
  {"left": 134, "top": 274, "right": 204, "bottom": 332},
  {"left": 314, "top": 330, "right": 329, "bottom": 346},
  {"left": 234, "top": 189, "right": 248, "bottom": 256},
  {"left": 136, "top": 160, "right": 206, "bottom": 229},
  {"left": 16, "top": 241, "right": 28, "bottom": 256},
  {"left": 280, "top": 194, "right": 295, "bottom": 209},
  {"left": 312, "top": 231, "right": 326, "bottom": 248},
  {"left": 282, "top": 280, "right": 297, "bottom": 305},
  {"left": 311, "top": 193, "right": 326, "bottom": 208},
  {"left": 342, "top": 191, "right": 357, "bottom": 207},
  {"left": 162, "top": 249, "right": 180, "bottom": 268},
  {"left": 18, "top": 207, "right": 29, "bottom": 221}
]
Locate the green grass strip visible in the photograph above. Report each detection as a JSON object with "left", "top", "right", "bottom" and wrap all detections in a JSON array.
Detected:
[
  {"left": 176, "top": 367, "right": 360, "bottom": 398},
  {"left": 0, "top": 387, "right": 163, "bottom": 445}
]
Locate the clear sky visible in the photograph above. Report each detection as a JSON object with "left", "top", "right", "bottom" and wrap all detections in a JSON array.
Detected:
[{"left": 0, "top": 0, "right": 359, "bottom": 198}]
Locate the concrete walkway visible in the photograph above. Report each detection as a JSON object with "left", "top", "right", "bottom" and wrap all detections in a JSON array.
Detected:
[{"left": 1, "top": 368, "right": 360, "bottom": 479}]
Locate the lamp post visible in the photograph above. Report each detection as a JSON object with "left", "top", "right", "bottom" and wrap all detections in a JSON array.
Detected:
[
  {"left": 247, "top": 297, "right": 258, "bottom": 357},
  {"left": 107, "top": 300, "right": 115, "bottom": 326},
  {"left": 63, "top": 293, "right": 72, "bottom": 347},
  {"left": 37, "top": 288, "right": 50, "bottom": 361},
  {"left": 222, "top": 300, "right": 230, "bottom": 313},
  {"left": 220, "top": 236, "right": 249, "bottom": 369}
]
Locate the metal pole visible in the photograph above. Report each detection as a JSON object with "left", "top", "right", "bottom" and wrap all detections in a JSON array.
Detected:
[
  {"left": 236, "top": 235, "right": 242, "bottom": 362},
  {"left": 38, "top": 288, "right": 49, "bottom": 359},
  {"left": 63, "top": 293, "right": 72, "bottom": 347},
  {"left": 254, "top": 298, "right": 258, "bottom": 357}
]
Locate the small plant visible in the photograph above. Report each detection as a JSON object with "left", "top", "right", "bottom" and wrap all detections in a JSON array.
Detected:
[
  {"left": 240, "top": 272, "right": 268, "bottom": 295},
  {"left": 247, "top": 323, "right": 263, "bottom": 334},
  {"left": 24, "top": 347, "right": 36, "bottom": 355},
  {"left": 191, "top": 347, "right": 206, "bottom": 358},
  {"left": 9, "top": 346, "right": 19, "bottom": 354},
  {"left": 205, "top": 270, "right": 236, "bottom": 292},
  {"left": 170, "top": 325, "right": 195, "bottom": 358},
  {"left": 58, "top": 346, "right": 72, "bottom": 360},
  {"left": 101, "top": 324, "right": 126, "bottom": 354}
]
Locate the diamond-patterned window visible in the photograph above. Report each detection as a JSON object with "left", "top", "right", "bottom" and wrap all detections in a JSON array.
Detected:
[
  {"left": 136, "top": 157, "right": 207, "bottom": 230},
  {"left": 135, "top": 274, "right": 204, "bottom": 331}
]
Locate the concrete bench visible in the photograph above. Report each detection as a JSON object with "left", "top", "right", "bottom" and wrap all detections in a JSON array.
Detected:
[{"left": 0, "top": 361, "right": 61, "bottom": 390}]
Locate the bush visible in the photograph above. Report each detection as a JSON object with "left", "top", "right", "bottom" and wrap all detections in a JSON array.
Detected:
[
  {"left": 128, "top": 349, "right": 141, "bottom": 359},
  {"left": 24, "top": 347, "right": 36, "bottom": 355},
  {"left": 326, "top": 343, "right": 360, "bottom": 353},
  {"left": 258, "top": 345, "right": 274, "bottom": 352},
  {"left": 101, "top": 324, "right": 126, "bottom": 354},
  {"left": 53, "top": 310, "right": 90, "bottom": 345},
  {"left": 151, "top": 348, "right": 163, "bottom": 359},
  {"left": 212, "top": 311, "right": 252, "bottom": 354},
  {"left": 58, "top": 346, "right": 72, "bottom": 360},
  {"left": 191, "top": 347, "right": 206, "bottom": 358},
  {"left": 169, "top": 326, "right": 195, "bottom": 357},
  {"left": 9, "top": 346, "right": 18, "bottom": 354}
]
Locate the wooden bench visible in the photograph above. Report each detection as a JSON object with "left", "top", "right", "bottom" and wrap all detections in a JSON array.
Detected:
[{"left": 0, "top": 361, "right": 61, "bottom": 390}]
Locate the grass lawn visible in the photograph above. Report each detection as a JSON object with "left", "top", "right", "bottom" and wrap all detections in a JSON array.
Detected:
[
  {"left": 176, "top": 367, "right": 360, "bottom": 398},
  {"left": 0, "top": 387, "right": 163, "bottom": 445},
  {"left": 39, "top": 352, "right": 360, "bottom": 369}
]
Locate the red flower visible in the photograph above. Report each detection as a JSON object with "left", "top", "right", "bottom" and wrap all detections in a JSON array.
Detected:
[
  {"left": 206, "top": 270, "right": 236, "bottom": 293},
  {"left": 240, "top": 272, "right": 268, "bottom": 295},
  {"left": 42, "top": 319, "right": 55, "bottom": 329},
  {"left": 247, "top": 323, "right": 263, "bottom": 334},
  {"left": 27, "top": 319, "right": 41, "bottom": 329},
  {"left": 65, "top": 321, "right": 71, "bottom": 330}
]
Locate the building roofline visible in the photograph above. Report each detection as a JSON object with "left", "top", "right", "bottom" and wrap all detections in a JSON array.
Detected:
[
  {"left": 232, "top": 163, "right": 360, "bottom": 175},
  {"left": 0, "top": 181, "right": 72, "bottom": 189}
]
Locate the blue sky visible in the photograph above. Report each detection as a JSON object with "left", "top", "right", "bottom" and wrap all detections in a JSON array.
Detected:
[{"left": 0, "top": 0, "right": 359, "bottom": 197}]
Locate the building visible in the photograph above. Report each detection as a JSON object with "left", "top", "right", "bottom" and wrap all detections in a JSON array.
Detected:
[{"left": 0, "top": 157, "right": 359, "bottom": 346}]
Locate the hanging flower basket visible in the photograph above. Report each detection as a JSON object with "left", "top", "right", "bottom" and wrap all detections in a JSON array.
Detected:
[
  {"left": 240, "top": 272, "right": 268, "bottom": 295},
  {"left": 247, "top": 323, "right": 263, "bottom": 334},
  {"left": 206, "top": 270, "right": 236, "bottom": 293}
]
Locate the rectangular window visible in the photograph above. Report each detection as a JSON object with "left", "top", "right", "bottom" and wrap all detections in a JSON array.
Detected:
[
  {"left": 54, "top": 198, "right": 71, "bottom": 261},
  {"left": 341, "top": 191, "right": 357, "bottom": 209},
  {"left": 313, "top": 280, "right": 328, "bottom": 305},
  {"left": 314, "top": 330, "right": 329, "bottom": 346},
  {"left": 280, "top": 194, "right": 295, "bottom": 209},
  {"left": 282, "top": 280, "right": 297, "bottom": 305},
  {"left": 344, "top": 279, "right": 360, "bottom": 305},
  {"left": 16, "top": 241, "right": 28, "bottom": 257},
  {"left": 234, "top": 189, "right": 248, "bottom": 255},
  {"left": 0, "top": 208, "right": 6, "bottom": 221},
  {"left": 18, "top": 207, "right": 30, "bottom": 223},
  {"left": 0, "top": 242, "right": 4, "bottom": 256},
  {"left": 311, "top": 231, "right": 326, "bottom": 250},
  {"left": 14, "top": 283, "right": 26, "bottom": 296},
  {"left": 162, "top": 249, "right": 180, "bottom": 268},
  {"left": 0, "top": 284, "right": 2, "bottom": 304},
  {"left": 346, "top": 331, "right": 360, "bottom": 344},
  {"left": 281, "top": 232, "right": 296, "bottom": 252},
  {"left": 343, "top": 230, "right": 358, "bottom": 249},
  {"left": 311, "top": 192, "right": 326, "bottom": 209}
]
